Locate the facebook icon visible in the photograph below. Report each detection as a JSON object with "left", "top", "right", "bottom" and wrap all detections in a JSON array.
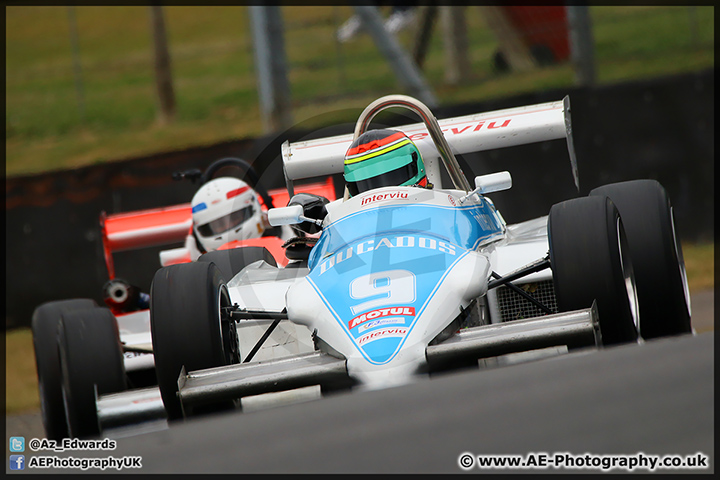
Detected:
[{"left": 9, "top": 455, "right": 25, "bottom": 470}]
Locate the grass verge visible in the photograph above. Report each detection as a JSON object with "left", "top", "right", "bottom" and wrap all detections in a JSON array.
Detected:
[{"left": 5, "top": 5, "right": 714, "bottom": 177}]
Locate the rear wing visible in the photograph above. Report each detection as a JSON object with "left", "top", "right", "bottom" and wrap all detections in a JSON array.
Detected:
[
  {"left": 281, "top": 96, "right": 578, "bottom": 192},
  {"left": 100, "top": 204, "right": 192, "bottom": 278},
  {"left": 100, "top": 177, "right": 336, "bottom": 279}
]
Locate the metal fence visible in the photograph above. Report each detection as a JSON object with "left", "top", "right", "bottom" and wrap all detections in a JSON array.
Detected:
[
  {"left": 5, "top": 6, "right": 714, "bottom": 163},
  {"left": 281, "top": 5, "right": 711, "bottom": 105}
]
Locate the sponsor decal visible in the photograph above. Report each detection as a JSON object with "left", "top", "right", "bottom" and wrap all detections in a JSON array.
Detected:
[
  {"left": 360, "top": 191, "right": 409, "bottom": 206},
  {"left": 358, "top": 317, "right": 406, "bottom": 333},
  {"left": 488, "top": 119, "right": 512, "bottom": 129},
  {"left": 407, "top": 118, "right": 512, "bottom": 142},
  {"left": 447, "top": 194, "right": 456, "bottom": 206},
  {"left": 357, "top": 327, "right": 408, "bottom": 345},
  {"left": 470, "top": 210, "right": 496, "bottom": 230},
  {"left": 191, "top": 202, "right": 207, "bottom": 213},
  {"left": 349, "top": 306, "right": 415, "bottom": 329},
  {"left": 319, "top": 235, "right": 456, "bottom": 275}
]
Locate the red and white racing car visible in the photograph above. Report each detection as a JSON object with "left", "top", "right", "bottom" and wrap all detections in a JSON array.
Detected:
[{"left": 31, "top": 158, "right": 336, "bottom": 439}]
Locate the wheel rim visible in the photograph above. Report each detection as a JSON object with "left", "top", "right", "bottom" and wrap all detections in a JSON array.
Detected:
[
  {"left": 38, "top": 381, "right": 50, "bottom": 428},
  {"left": 617, "top": 218, "right": 640, "bottom": 335},
  {"left": 216, "top": 284, "right": 227, "bottom": 355},
  {"left": 670, "top": 207, "right": 692, "bottom": 318},
  {"left": 217, "top": 284, "right": 239, "bottom": 364},
  {"left": 60, "top": 378, "right": 72, "bottom": 437}
]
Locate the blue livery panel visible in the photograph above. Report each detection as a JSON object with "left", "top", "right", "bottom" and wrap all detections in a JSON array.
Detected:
[{"left": 306, "top": 202, "right": 502, "bottom": 364}]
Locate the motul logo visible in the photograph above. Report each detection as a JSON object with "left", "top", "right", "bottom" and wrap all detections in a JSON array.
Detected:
[
  {"left": 349, "top": 306, "right": 415, "bottom": 329},
  {"left": 360, "top": 191, "right": 409, "bottom": 206}
]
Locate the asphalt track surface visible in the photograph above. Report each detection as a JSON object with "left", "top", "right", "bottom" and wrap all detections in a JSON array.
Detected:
[{"left": 37, "top": 330, "right": 713, "bottom": 474}]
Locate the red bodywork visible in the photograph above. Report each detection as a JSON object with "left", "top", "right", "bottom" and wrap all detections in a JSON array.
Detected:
[
  {"left": 502, "top": 6, "right": 570, "bottom": 63},
  {"left": 100, "top": 177, "right": 336, "bottom": 280}
]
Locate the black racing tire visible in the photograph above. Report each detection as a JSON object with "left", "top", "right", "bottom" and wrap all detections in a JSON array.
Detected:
[
  {"left": 150, "top": 261, "right": 239, "bottom": 420},
  {"left": 197, "top": 246, "right": 277, "bottom": 283},
  {"left": 31, "top": 298, "right": 97, "bottom": 440},
  {"left": 590, "top": 180, "right": 692, "bottom": 339},
  {"left": 57, "top": 307, "right": 126, "bottom": 438},
  {"left": 548, "top": 196, "right": 639, "bottom": 345}
]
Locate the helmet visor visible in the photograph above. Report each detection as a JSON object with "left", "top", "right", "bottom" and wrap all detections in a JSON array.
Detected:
[
  {"left": 346, "top": 159, "right": 419, "bottom": 197},
  {"left": 197, "top": 205, "right": 254, "bottom": 237}
]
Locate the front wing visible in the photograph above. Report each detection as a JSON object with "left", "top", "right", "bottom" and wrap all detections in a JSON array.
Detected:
[{"left": 97, "top": 304, "right": 599, "bottom": 429}]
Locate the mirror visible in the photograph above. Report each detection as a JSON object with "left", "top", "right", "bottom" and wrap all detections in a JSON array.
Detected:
[
  {"left": 458, "top": 171, "right": 512, "bottom": 204},
  {"left": 474, "top": 171, "right": 512, "bottom": 194},
  {"left": 268, "top": 205, "right": 304, "bottom": 226}
]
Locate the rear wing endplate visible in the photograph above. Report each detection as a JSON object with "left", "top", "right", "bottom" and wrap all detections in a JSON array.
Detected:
[{"left": 281, "top": 96, "right": 578, "bottom": 192}]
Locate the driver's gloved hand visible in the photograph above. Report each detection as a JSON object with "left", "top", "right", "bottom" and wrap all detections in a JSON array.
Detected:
[{"left": 288, "top": 193, "right": 329, "bottom": 234}]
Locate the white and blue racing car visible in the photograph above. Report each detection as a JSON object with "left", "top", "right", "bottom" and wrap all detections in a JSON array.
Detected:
[{"left": 98, "top": 94, "right": 692, "bottom": 427}]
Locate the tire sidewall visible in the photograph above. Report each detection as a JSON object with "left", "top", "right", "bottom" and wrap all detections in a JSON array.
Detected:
[
  {"left": 150, "top": 262, "right": 231, "bottom": 419},
  {"left": 197, "top": 246, "right": 277, "bottom": 283},
  {"left": 589, "top": 180, "right": 691, "bottom": 337},
  {"left": 31, "top": 299, "right": 97, "bottom": 440},
  {"left": 548, "top": 196, "right": 639, "bottom": 345},
  {"left": 57, "top": 307, "right": 126, "bottom": 438}
]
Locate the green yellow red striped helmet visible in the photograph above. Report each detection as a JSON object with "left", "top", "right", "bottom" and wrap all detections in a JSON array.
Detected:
[{"left": 343, "top": 129, "right": 427, "bottom": 197}]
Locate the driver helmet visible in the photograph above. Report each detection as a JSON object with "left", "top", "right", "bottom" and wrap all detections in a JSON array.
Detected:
[
  {"left": 191, "top": 177, "right": 264, "bottom": 252},
  {"left": 343, "top": 129, "right": 427, "bottom": 197}
]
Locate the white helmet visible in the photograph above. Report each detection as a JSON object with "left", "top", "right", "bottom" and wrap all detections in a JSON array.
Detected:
[{"left": 191, "top": 177, "right": 265, "bottom": 252}]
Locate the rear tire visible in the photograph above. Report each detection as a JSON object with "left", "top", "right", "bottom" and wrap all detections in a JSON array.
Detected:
[
  {"left": 58, "top": 307, "right": 126, "bottom": 438},
  {"left": 150, "top": 262, "right": 239, "bottom": 420},
  {"left": 548, "top": 196, "right": 639, "bottom": 345},
  {"left": 590, "top": 180, "right": 692, "bottom": 338},
  {"left": 31, "top": 299, "right": 97, "bottom": 440}
]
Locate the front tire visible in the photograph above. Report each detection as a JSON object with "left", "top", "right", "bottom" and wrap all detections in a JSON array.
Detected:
[
  {"left": 58, "top": 307, "right": 126, "bottom": 438},
  {"left": 548, "top": 196, "right": 639, "bottom": 345},
  {"left": 590, "top": 180, "right": 692, "bottom": 338},
  {"left": 150, "top": 262, "right": 239, "bottom": 420},
  {"left": 197, "top": 246, "right": 277, "bottom": 283},
  {"left": 31, "top": 299, "right": 97, "bottom": 440}
]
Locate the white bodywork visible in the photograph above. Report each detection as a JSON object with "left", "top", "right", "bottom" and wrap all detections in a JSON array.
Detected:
[
  {"left": 115, "top": 311, "right": 154, "bottom": 372},
  {"left": 282, "top": 96, "right": 577, "bottom": 190},
  {"left": 218, "top": 185, "right": 555, "bottom": 389},
  {"left": 97, "top": 95, "right": 601, "bottom": 428}
]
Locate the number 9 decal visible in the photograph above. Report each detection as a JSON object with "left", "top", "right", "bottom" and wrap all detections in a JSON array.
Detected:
[{"left": 349, "top": 270, "right": 416, "bottom": 315}]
